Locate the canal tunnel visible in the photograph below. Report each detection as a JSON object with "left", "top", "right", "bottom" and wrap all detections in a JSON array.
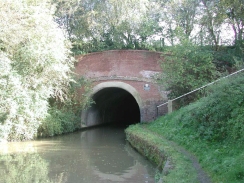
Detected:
[{"left": 86, "top": 87, "right": 141, "bottom": 127}]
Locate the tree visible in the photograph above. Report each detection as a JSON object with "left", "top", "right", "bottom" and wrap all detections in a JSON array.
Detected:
[
  {"left": 163, "top": 0, "right": 200, "bottom": 42},
  {"left": 220, "top": 0, "right": 244, "bottom": 64},
  {"left": 160, "top": 40, "right": 218, "bottom": 107},
  {"left": 199, "top": 0, "right": 226, "bottom": 50},
  {"left": 221, "top": 0, "right": 244, "bottom": 43},
  {"left": 0, "top": 0, "right": 75, "bottom": 141},
  {"left": 53, "top": 0, "right": 162, "bottom": 53}
]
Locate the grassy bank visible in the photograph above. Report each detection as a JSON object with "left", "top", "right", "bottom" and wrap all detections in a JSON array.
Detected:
[
  {"left": 125, "top": 125, "right": 201, "bottom": 183},
  {"left": 126, "top": 74, "right": 244, "bottom": 182}
]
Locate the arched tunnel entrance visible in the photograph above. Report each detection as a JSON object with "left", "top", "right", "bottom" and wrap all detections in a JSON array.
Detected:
[{"left": 84, "top": 87, "right": 141, "bottom": 127}]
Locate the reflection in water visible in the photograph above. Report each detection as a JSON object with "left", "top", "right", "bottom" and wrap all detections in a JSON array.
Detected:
[
  {"left": 0, "top": 126, "right": 156, "bottom": 183},
  {"left": 0, "top": 153, "right": 52, "bottom": 183}
]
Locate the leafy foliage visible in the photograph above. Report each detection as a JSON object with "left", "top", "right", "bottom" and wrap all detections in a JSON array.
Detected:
[
  {"left": 38, "top": 77, "right": 92, "bottom": 137},
  {"left": 51, "top": 0, "right": 244, "bottom": 54},
  {"left": 53, "top": 0, "right": 163, "bottom": 53},
  {"left": 37, "top": 105, "right": 79, "bottom": 137},
  {"left": 0, "top": 0, "right": 76, "bottom": 141},
  {"left": 220, "top": 0, "right": 244, "bottom": 43},
  {"left": 160, "top": 40, "right": 218, "bottom": 106},
  {"left": 180, "top": 73, "right": 244, "bottom": 142},
  {"left": 213, "top": 45, "right": 243, "bottom": 73}
]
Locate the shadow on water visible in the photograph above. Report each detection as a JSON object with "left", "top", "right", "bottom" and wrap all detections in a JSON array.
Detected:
[{"left": 0, "top": 125, "right": 157, "bottom": 183}]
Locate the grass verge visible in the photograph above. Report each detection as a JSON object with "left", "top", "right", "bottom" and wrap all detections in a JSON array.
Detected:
[
  {"left": 126, "top": 74, "right": 244, "bottom": 182},
  {"left": 144, "top": 110, "right": 244, "bottom": 183},
  {"left": 125, "top": 124, "right": 199, "bottom": 183}
]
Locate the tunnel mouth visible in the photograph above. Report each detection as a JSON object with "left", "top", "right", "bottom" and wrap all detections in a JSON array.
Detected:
[{"left": 88, "top": 87, "right": 140, "bottom": 127}]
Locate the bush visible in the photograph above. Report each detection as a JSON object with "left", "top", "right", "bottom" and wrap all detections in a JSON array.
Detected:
[
  {"left": 160, "top": 40, "right": 218, "bottom": 107},
  {"left": 0, "top": 0, "right": 75, "bottom": 141},
  {"left": 37, "top": 77, "right": 92, "bottom": 137},
  {"left": 37, "top": 106, "right": 80, "bottom": 137}
]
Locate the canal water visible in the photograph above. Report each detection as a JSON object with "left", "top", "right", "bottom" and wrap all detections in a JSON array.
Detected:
[{"left": 0, "top": 126, "right": 157, "bottom": 183}]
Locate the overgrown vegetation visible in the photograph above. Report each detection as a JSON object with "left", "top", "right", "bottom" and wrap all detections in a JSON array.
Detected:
[
  {"left": 160, "top": 40, "right": 219, "bottom": 107},
  {"left": 179, "top": 74, "right": 244, "bottom": 142},
  {"left": 38, "top": 77, "right": 92, "bottom": 137},
  {"left": 127, "top": 73, "right": 244, "bottom": 182},
  {"left": 0, "top": 0, "right": 90, "bottom": 141}
]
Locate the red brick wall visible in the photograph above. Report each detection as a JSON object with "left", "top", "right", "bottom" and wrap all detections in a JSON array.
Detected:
[
  {"left": 75, "top": 50, "right": 162, "bottom": 79},
  {"left": 75, "top": 50, "right": 168, "bottom": 122}
]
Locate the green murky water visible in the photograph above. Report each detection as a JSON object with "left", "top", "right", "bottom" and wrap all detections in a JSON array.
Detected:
[{"left": 0, "top": 126, "right": 156, "bottom": 183}]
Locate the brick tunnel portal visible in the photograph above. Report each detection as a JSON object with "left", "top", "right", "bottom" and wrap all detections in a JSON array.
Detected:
[{"left": 77, "top": 50, "right": 168, "bottom": 128}]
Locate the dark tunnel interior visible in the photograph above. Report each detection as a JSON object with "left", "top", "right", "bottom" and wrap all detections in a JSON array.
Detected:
[{"left": 91, "top": 87, "right": 140, "bottom": 127}]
